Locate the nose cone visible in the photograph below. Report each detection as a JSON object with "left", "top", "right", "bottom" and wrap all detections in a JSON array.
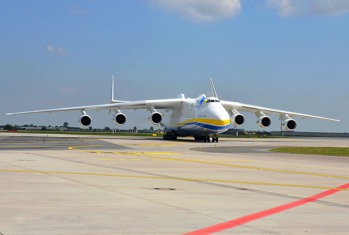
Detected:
[
  {"left": 217, "top": 106, "right": 230, "bottom": 122},
  {"left": 207, "top": 103, "right": 231, "bottom": 132},
  {"left": 217, "top": 109, "right": 231, "bottom": 129}
]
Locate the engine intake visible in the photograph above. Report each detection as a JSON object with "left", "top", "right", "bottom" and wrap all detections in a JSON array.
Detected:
[
  {"left": 79, "top": 115, "right": 92, "bottom": 128},
  {"left": 114, "top": 113, "right": 127, "bottom": 125},
  {"left": 257, "top": 116, "right": 271, "bottom": 128},
  {"left": 231, "top": 114, "right": 245, "bottom": 126},
  {"left": 150, "top": 112, "right": 162, "bottom": 125},
  {"left": 282, "top": 119, "right": 297, "bottom": 131},
  {"left": 230, "top": 109, "right": 245, "bottom": 126}
]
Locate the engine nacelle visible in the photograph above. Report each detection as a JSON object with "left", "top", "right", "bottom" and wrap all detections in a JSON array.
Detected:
[
  {"left": 231, "top": 113, "right": 245, "bottom": 126},
  {"left": 79, "top": 115, "right": 92, "bottom": 128},
  {"left": 113, "top": 113, "right": 127, "bottom": 125},
  {"left": 150, "top": 112, "right": 162, "bottom": 125},
  {"left": 282, "top": 118, "right": 297, "bottom": 131},
  {"left": 256, "top": 116, "right": 271, "bottom": 128}
]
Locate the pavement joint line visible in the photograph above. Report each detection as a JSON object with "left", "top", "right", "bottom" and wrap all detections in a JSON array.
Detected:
[{"left": 1, "top": 169, "right": 348, "bottom": 191}]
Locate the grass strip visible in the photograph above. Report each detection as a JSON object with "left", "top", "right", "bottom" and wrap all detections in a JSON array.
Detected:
[{"left": 270, "top": 147, "right": 349, "bottom": 157}]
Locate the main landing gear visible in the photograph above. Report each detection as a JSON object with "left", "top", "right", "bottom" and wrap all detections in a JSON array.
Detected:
[
  {"left": 162, "top": 131, "right": 219, "bottom": 142},
  {"left": 163, "top": 131, "right": 177, "bottom": 140},
  {"left": 194, "top": 135, "right": 219, "bottom": 143}
]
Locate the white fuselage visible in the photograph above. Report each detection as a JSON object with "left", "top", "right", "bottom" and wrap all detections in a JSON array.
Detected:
[{"left": 163, "top": 96, "right": 231, "bottom": 137}]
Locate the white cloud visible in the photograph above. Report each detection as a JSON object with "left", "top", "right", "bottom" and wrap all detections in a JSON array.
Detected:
[
  {"left": 266, "top": 0, "right": 349, "bottom": 17},
  {"left": 46, "top": 45, "right": 55, "bottom": 53},
  {"left": 152, "top": 0, "right": 349, "bottom": 21},
  {"left": 266, "top": 0, "right": 299, "bottom": 17},
  {"left": 46, "top": 45, "right": 67, "bottom": 55},
  {"left": 308, "top": 0, "right": 349, "bottom": 16},
  {"left": 153, "top": 0, "right": 241, "bottom": 22}
]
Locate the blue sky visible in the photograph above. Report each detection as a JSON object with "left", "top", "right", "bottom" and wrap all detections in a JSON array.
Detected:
[{"left": 1, "top": 0, "right": 348, "bottom": 132}]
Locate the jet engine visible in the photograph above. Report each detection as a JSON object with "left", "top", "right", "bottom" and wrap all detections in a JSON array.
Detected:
[
  {"left": 79, "top": 114, "right": 92, "bottom": 128},
  {"left": 150, "top": 112, "right": 162, "bottom": 125},
  {"left": 256, "top": 115, "right": 271, "bottom": 128},
  {"left": 230, "top": 110, "right": 245, "bottom": 126},
  {"left": 113, "top": 112, "right": 127, "bottom": 125},
  {"left": 282, "top": 118, "right": 297, "bottom": 131},
  {"left": 280, "top": 114, "right": 297, "bottom": 131}
]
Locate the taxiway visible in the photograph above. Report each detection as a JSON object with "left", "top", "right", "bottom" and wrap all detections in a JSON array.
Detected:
[{"left": 0, "top": 133, "right": 348, "bottom": 234}]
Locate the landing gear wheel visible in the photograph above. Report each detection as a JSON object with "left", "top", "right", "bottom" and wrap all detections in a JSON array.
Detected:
[
  {"left": 194, "top": 136, "right": 209, "bottom": 142},
  {"left": 163, "top": 131, "right": 177, "bottom": 140},
  {"left": 212, "top": 135, "right": 219, "bottom": 142}
]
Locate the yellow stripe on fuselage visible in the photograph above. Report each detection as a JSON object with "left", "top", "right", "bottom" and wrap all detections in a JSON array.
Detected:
[{"left": 176, "top": 118, "right": 230, "bottom": 127}]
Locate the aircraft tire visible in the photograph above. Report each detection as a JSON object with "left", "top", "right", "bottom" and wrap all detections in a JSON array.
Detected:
[{"left": 163, "top": 132, "right": 177, "bottom": 140}]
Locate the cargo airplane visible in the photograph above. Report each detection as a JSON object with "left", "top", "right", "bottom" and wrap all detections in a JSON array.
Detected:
[{"left": 3, "top": 78, "right": 339, "bottom": 142}]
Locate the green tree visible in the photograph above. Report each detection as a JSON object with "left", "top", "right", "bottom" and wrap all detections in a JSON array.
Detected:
[{"left": 4, "top": 124, "right": 15, "bottom": 131}]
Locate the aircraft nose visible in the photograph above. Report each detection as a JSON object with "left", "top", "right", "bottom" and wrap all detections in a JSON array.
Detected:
[
  {"left": 219, "top": 112, "right": 231, "bottom": 124},
  {"left": 205, "top": 102, "right": 231, "bottom": 131},
  {"left": 214, "top": 107, "right": 231, "bottom": 126}
]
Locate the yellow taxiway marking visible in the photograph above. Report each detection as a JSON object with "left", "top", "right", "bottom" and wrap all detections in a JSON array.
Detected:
[
  {"left": 69, "top": 149, "right": 349, "bottom": 180},
  {"left": 111, "top": 151, "right": 176, "bottom": 155},
  {"left": 213, "top": 159, "right": 253, "bottom": 163},
  {"left": 134, "top": 143, "right": 182, "bottom": 147},
  {"left": 99, "top": 157, "right": 142, "bottom": 161},
  {"left": 68, "top": 145, "right": 105, "bottom": 150},
  {"left": 137, "top": 155, "right": 349, "bottom": 180},
  {"left": 0, "top": 169, "right": 347, "bottom": 191}
]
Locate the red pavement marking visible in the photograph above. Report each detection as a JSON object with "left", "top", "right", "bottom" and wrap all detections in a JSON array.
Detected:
[{"left": 184, "top": 183, "right": 349, "bottom": 235}]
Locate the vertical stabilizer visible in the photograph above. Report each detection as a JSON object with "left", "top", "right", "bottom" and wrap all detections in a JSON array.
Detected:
[
  {"left": 210, "top": 79, "right": 218, "bottom": 98},
  {"left": 110, "top": 76, "right": 127, "bottom": 103},
  {"left": 111, "top": 75, "right": 116, "bottom": 103}
]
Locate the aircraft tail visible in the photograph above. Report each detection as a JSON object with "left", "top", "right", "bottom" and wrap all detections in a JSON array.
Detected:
[
  {"left": 111, "top": 76, "right": 126, "bottom": 103},
  {"left": 210, "top": 79, "right": 218, "bottom": 98}
]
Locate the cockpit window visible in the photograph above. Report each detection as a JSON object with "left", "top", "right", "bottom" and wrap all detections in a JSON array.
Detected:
[{"left": 206, "top": 99, "right": 220, "bottom": 103}]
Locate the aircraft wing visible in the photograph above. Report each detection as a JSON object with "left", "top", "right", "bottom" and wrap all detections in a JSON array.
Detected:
[
  {"left": 221, "top": 100, "right": 340, "bottom": 122},
  {"left": 3, "top": 98, "right": 184, "bottom": 116}
]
